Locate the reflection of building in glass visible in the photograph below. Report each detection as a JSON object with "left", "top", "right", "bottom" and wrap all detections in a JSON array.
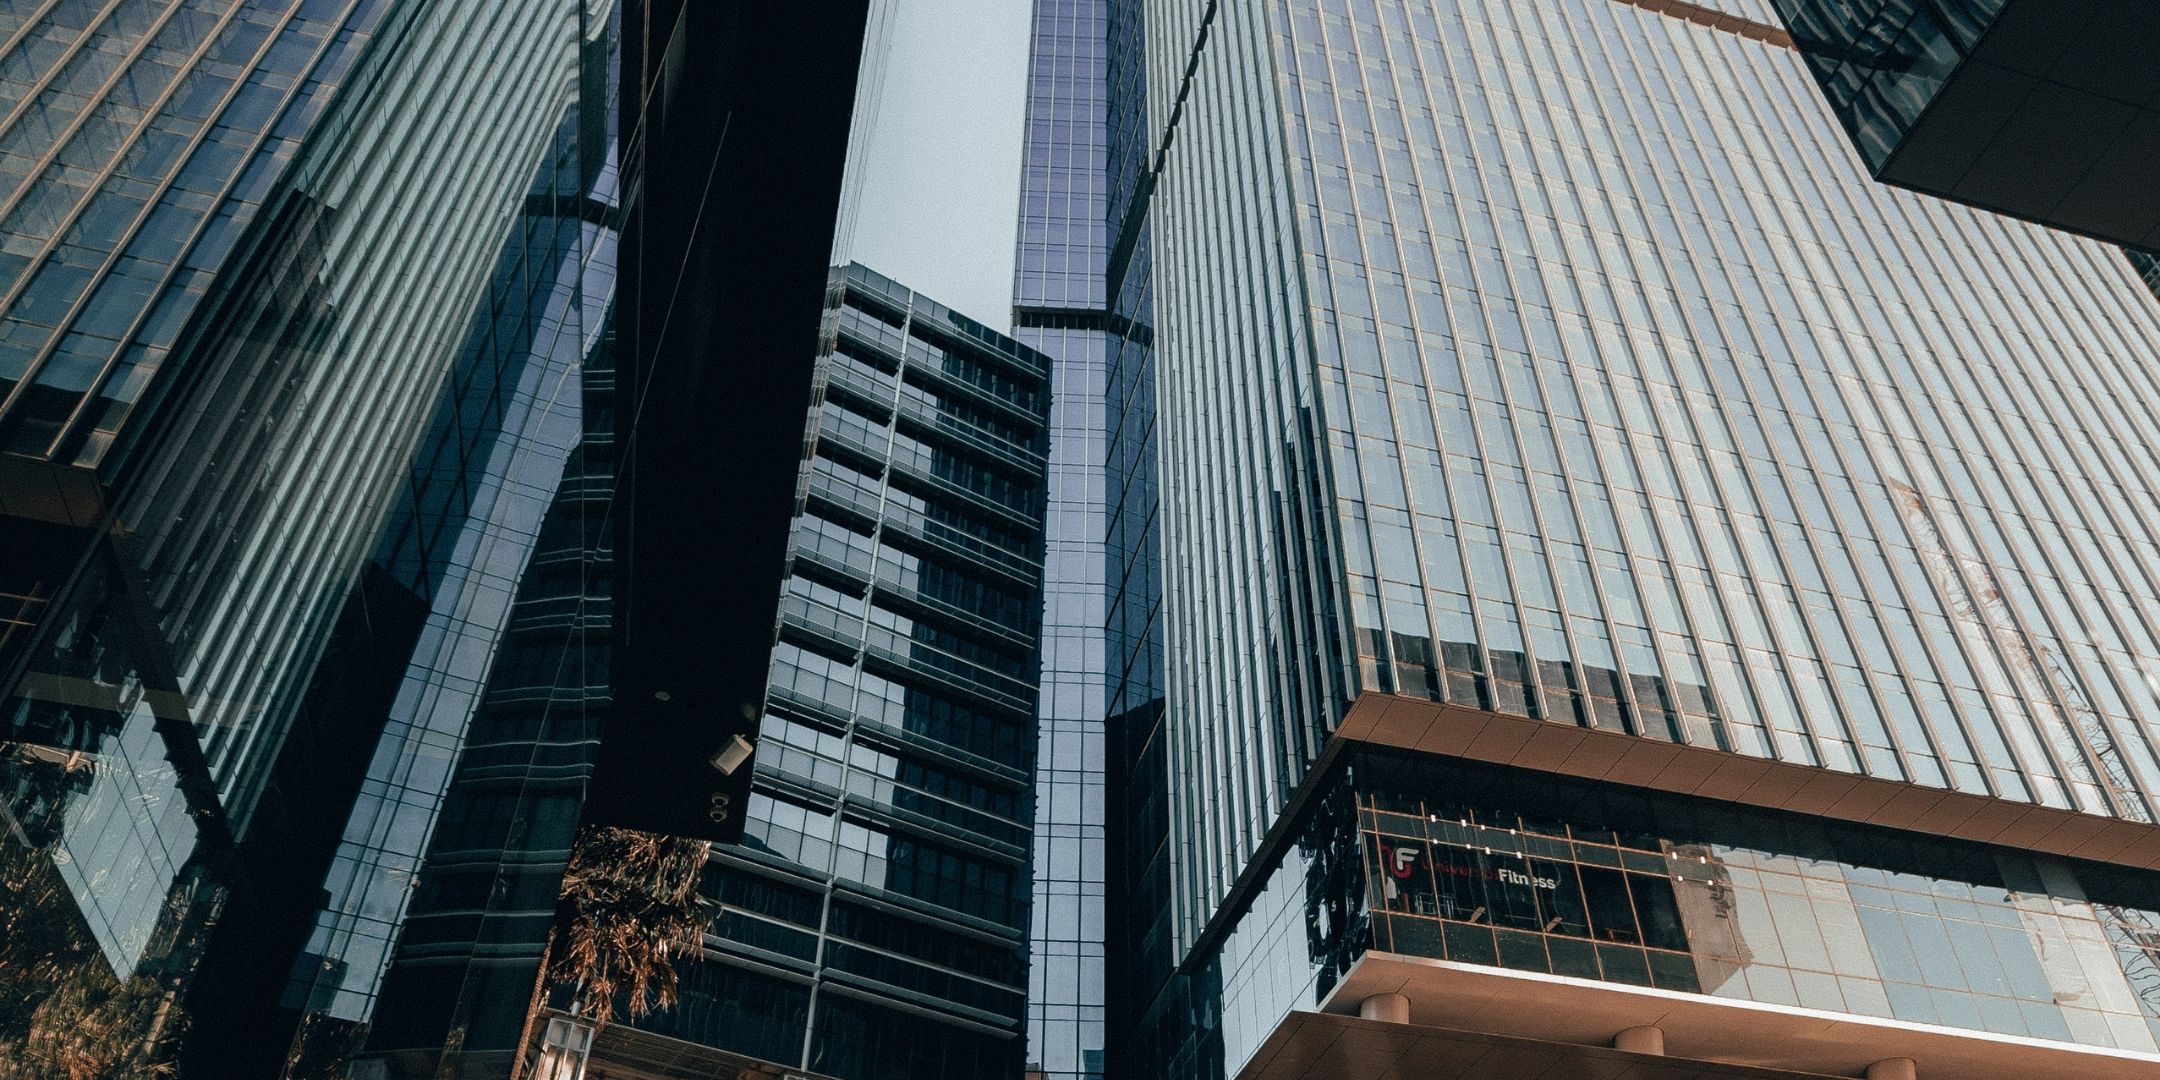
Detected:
[
  {"left": 1091, "top": 0, "right": 2160, "bottom": 1077},
  {"left": 1189, "top": 747, "right": 2160, "bottom": 1075},
  {"left": 1010, "top": 3, "right": 1174, "bottom": 1079},
  {"left": 355, "top": 0, "right": 880, "bottom": 1072},
  {"left": 352, "top": 280, "right": 617, "bottom": 1078},
  {"left": 0, "top": 0, "right": 613, "bottom": 1071},
  {"left": 542, "top": 264, "right": 1053, "bottom": 1080},
  {"left": 1093, "top": 3, "right": 1173, "bottom": 1079},
  {"left": 281, "top": 41, "right": 622, "bottom": 1072}
]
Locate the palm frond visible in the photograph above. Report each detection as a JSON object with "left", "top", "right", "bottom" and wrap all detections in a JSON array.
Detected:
[{"left": 546, "top": 825, "right": 712, "bottom": 1027}]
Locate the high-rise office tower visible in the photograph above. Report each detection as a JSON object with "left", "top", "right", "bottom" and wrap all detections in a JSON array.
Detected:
[
  {"left": 537, "top": 263, "right": 1054, "bottom": 1080},
  {"left": 1096, "top": 0, "right": 2160, "bottom": 1077},
  {"left": 0, "top": 0, "right": 613, "bottom": 1071},
  {"left": 1003, "top": 7, "right": 1170, "bottom": 1080},
  {"left": 239, "top": 29, "right": 620, "bottom": 1073},
  {"left": 1011, "top": 2, "right": 1114, "bottom": 1076},
  {"left": 306, "top": 85, "right": 623, "bottom": 1076}
]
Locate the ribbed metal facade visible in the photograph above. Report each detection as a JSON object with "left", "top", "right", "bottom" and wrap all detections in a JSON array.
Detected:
[
  {"left": 0, "top": 0, "right": 608, "bottom": 1069},
  {"left": 1117, "top": 0, "right": 2160, "bottom": 1074}
]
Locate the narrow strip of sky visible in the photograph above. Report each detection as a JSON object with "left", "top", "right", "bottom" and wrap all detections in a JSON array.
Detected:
[{"left": 835, "top": 0, "right": 1031, "bottom": 332}]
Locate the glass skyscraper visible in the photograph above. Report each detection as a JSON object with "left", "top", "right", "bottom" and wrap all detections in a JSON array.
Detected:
[
  {"left": 304, "top": 58, "right": 622, "bottom": 1075},
  {"left": 1012, "top": 2, "right": 1113, "bottom": 1076},
  {"left": 0, "top": 0, "right": 616, "bottom": 1071},
  {"left": 351, "top": 274, "right": 617, "bottom": 1078},
  {"left": 292, "top": 0, "right": 882, "bottom": 1072},
  {"left": 1093, "top": 0, "right": 2160, "bottom": 1076}
]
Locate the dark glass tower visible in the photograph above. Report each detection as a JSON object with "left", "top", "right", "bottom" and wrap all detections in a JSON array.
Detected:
[
  {"left": 550, "top": 263, "right": 1054, "bottom": 1080},
  {"left": 349, "top": 272, "right": 619, "bottom": 1079},
  {"left": 1089, "top": 0, "right": 2160, "bottom": 1077},
  {"left": 0, "top": 0, "right": 613, "bottom": 1071},
  {"left": 353, "top": 0, "right": 879, "bottom": 1073}
]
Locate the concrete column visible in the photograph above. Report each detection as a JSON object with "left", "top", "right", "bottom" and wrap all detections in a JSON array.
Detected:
[
  {"left": 1612, "top": 1026, "right": 1666, "bottom": 1055},
  {"left": 1359, "top": 992, "right": 1410, "bottom": 1024},
  {"left": 1865, "top": 1059, "right": 1917, "bottom": 1080}
]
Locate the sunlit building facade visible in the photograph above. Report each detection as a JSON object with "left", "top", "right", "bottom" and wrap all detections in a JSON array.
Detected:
[{"left": 1107, "top": 0, "right": 2160, "bottom": 1076}]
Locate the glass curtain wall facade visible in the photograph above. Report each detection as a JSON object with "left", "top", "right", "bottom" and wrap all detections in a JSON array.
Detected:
[
  {"left": 1098, "top": 0, "right": 1175, "bottom": 1076},
  {"left": 1115, "top": 0, "right": 2160, "bottom": 1074},
  {"left": 355, "top": 307, "right": 617, "bottom": 1079},
  {"left": 1012, "top": 3, "right": 1112, "bottom": 1077},
  {"left": 1355, "top": 751, "right": 2160, "bottom": 1051},
  {"left": 580, "top": 265, "right": 1051, "bottom": 1080},
  {"left": 1160, "top": 747, "right": 2160, "bottom": 1072},
  {"left": 278, "top": 25, "right": 620, "bottom": 1073},
  {"left": 1013, "top": 2, "right": 1181, "bottom": 1075},
  {"left": 0, "top": 0, "right": 611, "bottom": 1070}
]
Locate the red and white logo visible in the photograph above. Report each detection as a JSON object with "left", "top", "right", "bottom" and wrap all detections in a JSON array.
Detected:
[{"left": 1383, "top": 842, "right": 1419, "bottom": 879}]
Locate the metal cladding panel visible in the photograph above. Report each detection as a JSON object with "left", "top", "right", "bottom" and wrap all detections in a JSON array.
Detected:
[
  {"left": 1883, "top": 22, "right": 2160, "bottom": 250},
  {"left": 588, "top": 0, "right": 875, "bottom": 844},
  {"left": 1773, "top": 0, "right": 2160, "bottom": 249}
]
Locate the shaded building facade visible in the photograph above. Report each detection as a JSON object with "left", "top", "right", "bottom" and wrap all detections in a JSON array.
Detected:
[
  {"left": 1094, "top": 0, "right": 2160, "bottom": 1077},
  {"left": 352, "top": 0, "right": 881, "bottom": 1074},
  {"left": 548, "top": 264, "right": 1053, "bottom": 1080},
  {"left": 348, "top": 288, "right": 617, "bottom": 1078},
  {"left": 0, "top": 0, "right": 612, "bottom": 1071}
]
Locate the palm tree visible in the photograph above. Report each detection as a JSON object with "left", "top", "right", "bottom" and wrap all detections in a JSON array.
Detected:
[{"left": 545, "top": 825, "right": 712, "bottom": 1027}]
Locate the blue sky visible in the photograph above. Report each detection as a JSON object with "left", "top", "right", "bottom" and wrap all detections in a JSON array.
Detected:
[{"left": 838, "top": 0, "right": 1033, "bottom": 332}]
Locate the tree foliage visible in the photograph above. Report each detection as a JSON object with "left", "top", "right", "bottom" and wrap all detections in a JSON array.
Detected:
[
  {"left": 546, "top": 825, "right": 711, "bottom": 1027},
  {"left": 0, "top": 841, "right": 184, "bottom": 1079}
]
